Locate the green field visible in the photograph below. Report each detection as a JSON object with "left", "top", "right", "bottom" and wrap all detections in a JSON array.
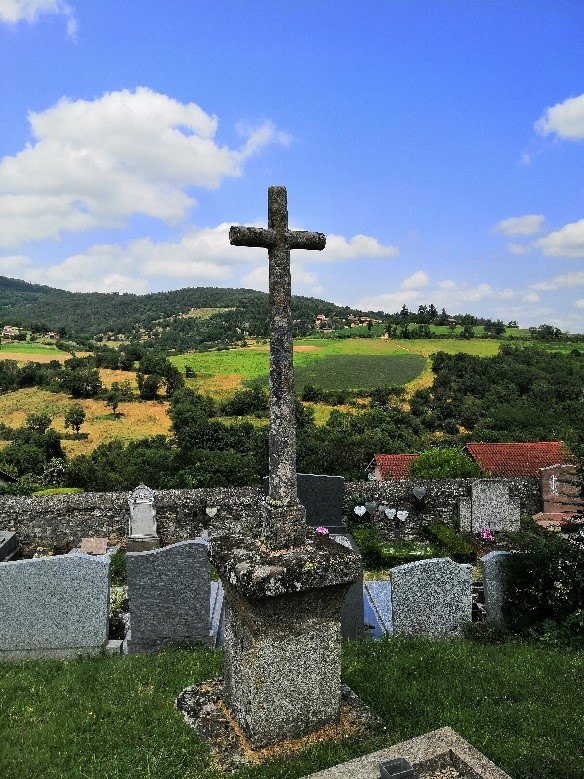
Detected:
[
  {"left": 0, "top": 342, "right": 66, "bottom": 357},
  {"left": 0, "top": 639, "right": 581, "bottom": 779},
  {"left": 285, "top": 354, "right": 425, "bottom": 390},
  {"left": 169, "top": 337, "right": 504, "bottom": 399}
]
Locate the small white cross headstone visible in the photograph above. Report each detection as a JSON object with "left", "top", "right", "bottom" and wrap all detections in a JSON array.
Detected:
[{"left": 128, "top": 484, "right": 158, "bottom": 540}]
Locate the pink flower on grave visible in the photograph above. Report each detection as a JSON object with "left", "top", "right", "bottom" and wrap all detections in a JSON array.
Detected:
[
  {"left": 315, "top": 526, "right": 329, "bottom": 535},
  {"left": 481, "top": 528, "right": 495, "bottom": 541}
]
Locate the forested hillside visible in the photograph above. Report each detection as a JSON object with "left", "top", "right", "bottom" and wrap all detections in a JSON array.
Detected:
[
  {"left": 0, "top": 276, "right": 357, "bottom": 350},
  {"left": 409, "top": 345, "right": 584, "bottom": 444}
]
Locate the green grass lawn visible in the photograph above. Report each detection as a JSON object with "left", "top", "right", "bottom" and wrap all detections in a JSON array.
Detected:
[{"left": 1, "top": 639, "right": 581, "bottom": 779}]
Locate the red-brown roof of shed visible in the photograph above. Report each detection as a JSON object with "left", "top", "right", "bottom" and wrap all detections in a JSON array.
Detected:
[
  {"left": 373, "top": 454, "right": 419, "bottom": 480},
  {"left": 463, "top": 442, "right": 573, "bottom": 477}
]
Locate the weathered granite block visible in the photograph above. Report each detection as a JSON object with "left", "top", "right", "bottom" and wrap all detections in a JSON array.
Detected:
[
  {"left": 302, "top": 726, "right": 512, "bottom": 779},
  {"left": 125, "top": 539, "right": 212, "bottom": 653},
  {"left": 0, "top": 553, "right": 110, "bottom": 660},
  {"left": 480, "top": 550, "right": 513, "bottom": 623},
  {"left": 390, "top": 557, "right": 472, "bottom": 637},
  {"left": 210, "top": 531, "right": 360, "bottom": 748}
]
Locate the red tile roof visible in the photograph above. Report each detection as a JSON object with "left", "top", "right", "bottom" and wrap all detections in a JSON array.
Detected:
[
  {"left": 463, "top": 442, "right": 573, "bottom": 477},
  {"left": 373, "top": 454, "right": 418, "bottom": 480}
]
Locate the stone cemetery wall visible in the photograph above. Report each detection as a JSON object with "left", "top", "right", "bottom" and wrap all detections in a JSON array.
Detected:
[
  {"left": 391, "top": 557, "right": 473, "bottom": 637},
  {"left": 0, "top": 487, "right": 263, "bottom": 550},
  {"left": 0, "top": 553, "right": 110, "bottom": 659},
  {"left": 343, "top": 477, "right": 539, "bottom": 541},
  {"left": 0, "top": 477, "right": 541, "bottom": 548}
]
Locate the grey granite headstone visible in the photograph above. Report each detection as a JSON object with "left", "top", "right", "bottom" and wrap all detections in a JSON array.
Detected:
[
  {"left": 0, "top": 531, "right": 21, "bottom": 562},
  {"left": 127, "top": 483, "right": 160, "bottom": 551},
  {"left": 330, "top": 533, "right": 364, "bottom": 640},
  {"left": 391, "top": 557, "right": 473, "bottom": 637},
  {"left": 0, "top": 553, "right": 110, "bottom": 660},
  {"left": 125, "top": 539, "right": 213, "bottom": 653},
  {"left": 459, "top": 479, "right": 520, "bottom": 533},
  {"left": 263, "top": 473, "right": 346, "bottom": 531},
  {"left": 480, "top": 550, "right": 512, "bottom": 623}
]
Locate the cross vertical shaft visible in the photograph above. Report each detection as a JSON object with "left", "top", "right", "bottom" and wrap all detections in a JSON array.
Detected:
[{"left": 229, "top": 186, "right": 325, "bottom": 547}]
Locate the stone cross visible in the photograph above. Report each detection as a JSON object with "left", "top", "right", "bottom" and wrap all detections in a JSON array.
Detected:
[{"left": 230, "top": 186, "right": 325, "bottom": 547}]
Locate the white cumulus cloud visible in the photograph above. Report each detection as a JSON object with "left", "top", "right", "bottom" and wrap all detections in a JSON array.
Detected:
[
  {"left": 535, "top": 219, "right": 584, "bottom": 258},
  {"left": 356, "top": 278, "right": 516, "bottom": 315},
  {"left": 0, "top": 253, "right": 31, "bottom": 274},
  {"left": 318, "top": 233, "right": 398, "bottom": 262},
  {"left": 508, "top": 243, "right": 531, "bottom": 255},
  {"left": 402, "top": 271, "right": 429, "bottom": 289},
  {"left": 0, "top": 88, "right": 289, "bottom": 248},
  {"left": 0, "top": 0, "right": 77, "bottom": 38},
  {"left": 536, "top": 93, "right": 584, "bottom": 140},
  {"left": 17, "top": 221, "right": 389, "bottom": 294},
  {"left": 530, "top": 271, "right": 584, "bottom": 292},
  {"left": 493, "top": 214, "right": 545, "bottom": 236}
]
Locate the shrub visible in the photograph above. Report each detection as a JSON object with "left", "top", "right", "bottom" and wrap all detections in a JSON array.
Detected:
[
  {"left": 503, "top": 532, "right": 584, "bottom": 647},
  {"left": 409, "top": 447, "right": 483, "bottom": 478},
  {"left": 423, "top": 520, "right": 476, "bottom": 563},
  {"left": 110, "top": 549, "right": 127, "bottom": 586}
]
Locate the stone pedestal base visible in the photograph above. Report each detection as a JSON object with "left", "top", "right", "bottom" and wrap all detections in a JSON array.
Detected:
[
  {"left": 223, "top": 581, "right": 347, "bottom": 747},
  {"left": 210, "top": 531, "right": 361, "bottom": 749}
]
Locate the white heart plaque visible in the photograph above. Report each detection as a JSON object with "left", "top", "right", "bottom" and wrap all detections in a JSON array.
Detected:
[
  {"left": 385, "top": 509, "right": 396, "bottom": 519},
  {"left": 396, "top": 510, "right": 409, "bottom": 521},
  {"left": 354, "top": 505, "right": 367, "bottom": 517},
  {"left": 206, "top": 507, "right": 218, "bottom": 517}
]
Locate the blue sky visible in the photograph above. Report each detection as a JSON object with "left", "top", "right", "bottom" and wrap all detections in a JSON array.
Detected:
[{"left": 1, "top": 1, "right": 583, "bottom": 330}]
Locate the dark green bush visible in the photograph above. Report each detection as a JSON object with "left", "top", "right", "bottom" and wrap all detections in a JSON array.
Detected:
[
  {"left": 409, "top": 447, "right": 483, "bottom": 478},
  {"left": 504, "top": 532, "right": 584, "bottom": 647},
  {"left": 423, "top": 520, "right": 476, "bottom": 563},
  {"left": 110, "top": 549, "right": 127, "bottom": 586}
]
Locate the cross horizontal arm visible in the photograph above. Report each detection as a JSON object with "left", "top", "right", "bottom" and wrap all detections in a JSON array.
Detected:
[
  {"left": 287, "top": 230, "right": 326, "bottom": 251},
  {"left": 230, "top": 226, "right": 275, "bottom": 248}
]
